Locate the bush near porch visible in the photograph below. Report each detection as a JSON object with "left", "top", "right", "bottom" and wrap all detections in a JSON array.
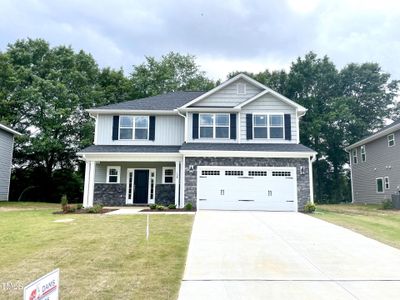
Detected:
[{"left": 0, "top": 202, "right": 194, "bottom": 299}]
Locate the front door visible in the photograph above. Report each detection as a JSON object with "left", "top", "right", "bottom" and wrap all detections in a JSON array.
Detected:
[{"left": 134, "top": 170, "right": 149, "bottom": 204}]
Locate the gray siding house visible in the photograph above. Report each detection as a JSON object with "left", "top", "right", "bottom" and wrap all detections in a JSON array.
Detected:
[
  {"left": 78, "top": 74, "right": 316, "bottom": 211},
  {"left": 346, "top": 120, "right": 400, "bottom": 204},
  {"left": 0, "top": 124, "right": 22, "bottom": 201}
]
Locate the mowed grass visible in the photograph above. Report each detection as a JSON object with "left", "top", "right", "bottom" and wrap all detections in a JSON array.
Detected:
[
  {"left": 314, "top": 203, "right": 400, "bottom": 249},
  {"left": 0, "top": 202, "right": 194, "bottom": 299}
]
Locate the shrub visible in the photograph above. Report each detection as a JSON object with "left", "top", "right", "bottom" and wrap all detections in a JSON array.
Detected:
[
  {"left": 381, "top": 199, "right": 393, "bottom": 210},
  {"left": 149, "top": 204, "right": 157, "bottom": 210},
  {"left": 76, "top": 203, "right": 83, "bottom": 210},
  {"left": 87, "top": 204, "right": 103, "bottom": 213},
  {"left": 60, "top": 194, "right": 68, "bottom": 212},
  {"left": 168, "top": 204, "right": 176, "bottom": 209},
  {"left": 156, "top": 205, "right": 166, "bottom": 211},
  {"left": 304, "top": 201, "right": 316, "bottom": 213},
  {"left": 184, "top": 203, "right": 193, "bottom": 211}
]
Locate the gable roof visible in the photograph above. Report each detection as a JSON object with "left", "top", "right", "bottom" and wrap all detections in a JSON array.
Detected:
[
  {"left": 346, "top": 119, "right": 400, "bottom": 150},
  {"left": 0, "top": 123, "right": 22, "bottom": 136},
  {"left": 87, "top": 91, "right": 205, "bottom": 113}
]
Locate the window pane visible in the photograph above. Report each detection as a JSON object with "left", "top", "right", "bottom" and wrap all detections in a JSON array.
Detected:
[
  {"left": 200, "top": 127, "right": 213, "bottom": 138},
  {"left": 120, "top": 128, "right": 133, "bottom": 139},
  {"left": 254, "top": 115, "right": 267, "bottom": 126},
  {"left": 135, "top": 128, "right": 148, "bottom": 139},
  {"left": 254, "top": 127, "right": 268, "bottom": 138},
  {"left": 216, "top": 127, "right": 229, "bottom": 138},
  {"left": 164, "top": 169, "right": 174, "bottom": 176},
  {"left": 120, "top": 116, "right": 133, "bottom": 127},
  {"left": 270, "top": 115, "right": 283, "bottom": 126},
  {"left": 109, "top": 168, "right": 118, "bottom": 176},
  {"left": 377, "top": 179, "right": 383, "bottom": 192},
  {"left": 215, "top": 114, "right": 229, "bottom": 126},
  {"left": 200, "top": 114, "right": 213, "bottom": 126},
  {"left": 135, "top": 116, "right": 148, "bottom": 128},
  {"left": 270, "top": 127, "right": 284, "bottom": 138},
  {"left": 109, "top": 176, "right": 118, "bottom": 183},
  {"left": 164, "top": 176, "right": 173, "bottom": 183}
]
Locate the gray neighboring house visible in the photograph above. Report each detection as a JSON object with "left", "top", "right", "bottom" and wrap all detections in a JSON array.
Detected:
[
  {"left": 346, "top": 119, "right": 400, "bottom": 204},
  {"left": 78, "top": 74, "right": 316, "bottom": 211},
  {"left": 0, "top": 124, "right": 22, "bottom": 201}
]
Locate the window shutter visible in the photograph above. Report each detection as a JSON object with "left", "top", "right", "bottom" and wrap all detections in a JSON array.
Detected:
[
  {"left": 149, "top": 116, "right": 156, "bottom": 141},
  {"left": 246, "top": 114, "right": 253, "bottom": 140},
  {"left": 112, "top": 116, "right": 119, "bottom": 140},
  {"left": 230, "top": 114, "right": 237, "bottom": 139},
  {"left": 192, "top": 113, "right": 199, "bottom": 139},
  {"left": 284, "top": 114, "right": 291, "bottom": 141}
]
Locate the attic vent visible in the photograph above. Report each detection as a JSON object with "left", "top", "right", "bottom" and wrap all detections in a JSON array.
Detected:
[{"left": 237, "top": 83, "right": 246, "bottom": 95}]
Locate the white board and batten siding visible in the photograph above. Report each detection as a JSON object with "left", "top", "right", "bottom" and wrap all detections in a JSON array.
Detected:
[
  {"left": 96, "top": 114, "right": 185, "bottom": 145},
  {"left": 0, "top": 129, "right": 14, "bottom": 201},
  {"left": 192, "top": 79, "right": 263, "bottom": 107}
]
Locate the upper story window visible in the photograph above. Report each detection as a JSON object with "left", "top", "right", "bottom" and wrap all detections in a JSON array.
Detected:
[
  {"left": 162, "top": 167, "right": 175, "bottom": 184},
  {"left": 119, "top": 116, "right": 149, "bottom": 140},
  {"left": 388, "top": 134, "right": 395, "bottom": 147},
  {"left": 360, "top": 145, "right": 366, "bottom": 162},
  {"left": 253, "top": 114, "right": 284, "bottom": 139},
  {"left": 352, "top": 149, "right": 358, "bottom": 164},
  {"left": 107, "top": 166, "right": 120, "bottom": 183},
  {"left": 199, "top": 113, "right": 229, "bottom": 139},
  {"left": 237, "top": 83, "right": 246, "bottom": 94}
]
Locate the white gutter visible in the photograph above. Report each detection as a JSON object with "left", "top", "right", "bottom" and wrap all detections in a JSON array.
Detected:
[
  {"left": 86, "top": 109, "right": 178, "bottom": 115},
  {"left": 0, "top": 124, "right": 22, "bottom": 136},
  {"left": 175, "top": 109, "right": 188, "bottom": 142}
]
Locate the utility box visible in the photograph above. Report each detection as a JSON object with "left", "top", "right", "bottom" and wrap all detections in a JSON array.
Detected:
[{"left": 392, "top": 194, "right": 400, "bottom": 210}]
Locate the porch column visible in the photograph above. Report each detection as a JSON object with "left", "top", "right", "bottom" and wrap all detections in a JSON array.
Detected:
[
  {"left": 175, "top": 160, "right": 180, "bottom": 207},
  {"left": 83, "top": 160, "right": 96, "bottom": 208}
]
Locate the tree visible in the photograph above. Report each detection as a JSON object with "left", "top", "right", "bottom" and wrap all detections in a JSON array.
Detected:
[{"left": 130, "top": 52, "right": 215, "bottom": 98}]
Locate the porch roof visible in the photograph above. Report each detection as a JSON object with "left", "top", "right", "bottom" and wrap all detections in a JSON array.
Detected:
[{"left": 79, "top": 145, "right": 181, "bottom": 154}]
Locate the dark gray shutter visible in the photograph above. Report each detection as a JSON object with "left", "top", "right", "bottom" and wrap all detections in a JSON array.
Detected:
[
  {"left": 246, "top": 114, "right": 253, "bottom": 139},
  {"left": 230, "top": 114, "right": 237, "bottom": 140},
  {"left": 112, "top": 116, "right": 119, "bottom": 140},
  {"left": 284, "top": 114, "right": 291, "bottom": 140},
  {"left": 149, "top": 116, "right": 156, "bottom": 141},
  {"left": 192, "top": 113, "right": 199, "bottom": 139}
]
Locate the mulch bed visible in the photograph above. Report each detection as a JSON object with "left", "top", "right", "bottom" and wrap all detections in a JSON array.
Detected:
[
  {"left": 140, "top": 209, "right": 196, "bottom": 212},
  {"left": 53, "top": 208, "right": 118, "bottom": 214}
]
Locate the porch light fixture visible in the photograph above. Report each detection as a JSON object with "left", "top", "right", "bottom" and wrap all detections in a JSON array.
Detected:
[
  {"left": 189, "top": 165, "right": 195, "bottom": 173},
  {"left": 299, "top": 166, "right": 305, "bottom": 175}
]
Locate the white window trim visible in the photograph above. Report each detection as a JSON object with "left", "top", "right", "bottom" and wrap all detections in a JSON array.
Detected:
[
  {"left": 199, "top": 113, "right": 230, "bottom": 139},
  {"left": 237, "top": 82, "right": 246, "bottom": 95},
  {"left": 384, "top": 176, "right": 390, "bottom": 190},
  {"left": 388, "top": 134, "right": 395, "bottom": 147},
  {"left": 360, "top": 145, "right": 366, "bottom": 162},
  {"left": 253, "top": 113, "right": 285, "bottom": 140},
  {"left": 162, "top": 167, "right": 176, "bottom": 184},
  {"left": 376, "top": 177, "right": 384, "bottom": 193},
  {"left": 119, "top": 115, "right": 149, "bottom": 140},
  {"left": 107, "top": 166, "right": 121, "bottom": 183},
  {"left": 352, "top": 148, "right": 358, "bottom": 165}
]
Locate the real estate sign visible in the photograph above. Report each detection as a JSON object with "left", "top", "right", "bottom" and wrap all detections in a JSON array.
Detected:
[{"left": 23, "top": 268, "right": 59, "bottom": 300}]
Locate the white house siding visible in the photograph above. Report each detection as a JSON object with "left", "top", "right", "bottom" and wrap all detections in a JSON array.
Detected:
[
  {"left": 0, "top": 129, "right": 14, "bottom": 201},
  {"left": 351, "top": 129, "right": 400, "bottom": 204},
  {"left": 240, "top": 94, "right": 298, "bottom": 143},
  {"left": 96, "top": 114, "right": 185, "bottom": 145},
  {"left": 192, "top": 79, "right": 263, "bottom": 107},
  {"left": 94, "top": 162, "right": 176, "bottom": 184}
]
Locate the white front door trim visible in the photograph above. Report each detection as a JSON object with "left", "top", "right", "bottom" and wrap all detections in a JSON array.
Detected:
[{"left": 126, "top": 168, "right": 156, "bottom": 205}]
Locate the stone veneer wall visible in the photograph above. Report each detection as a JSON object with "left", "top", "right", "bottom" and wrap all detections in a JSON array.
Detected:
[
  {"left": 184, "top": 157, "right": 310, "bottom": 211},
  {"left": 94, "top": 183, "right": 126, "bottom": 206},
  {"left": 155, "top": 184, "right": 175, "bottom": 206}
]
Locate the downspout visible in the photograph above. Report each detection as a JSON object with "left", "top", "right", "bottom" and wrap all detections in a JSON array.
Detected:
[{"left": 175, "top": 109, "right": 187, "bottom": 208}]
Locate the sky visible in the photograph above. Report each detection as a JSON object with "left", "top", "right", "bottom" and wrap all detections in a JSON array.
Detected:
[{"left": 1, "top": 0, "right": 400, "bottom": 81}]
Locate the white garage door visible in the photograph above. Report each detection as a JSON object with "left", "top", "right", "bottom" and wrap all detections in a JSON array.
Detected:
[{"left": 197, "top": 167, "right": 297, "bottom": 211}]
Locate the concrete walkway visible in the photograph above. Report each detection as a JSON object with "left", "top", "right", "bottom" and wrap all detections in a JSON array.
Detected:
[{"left": 178, "top": 211, "right": 400, "bottom": 300}]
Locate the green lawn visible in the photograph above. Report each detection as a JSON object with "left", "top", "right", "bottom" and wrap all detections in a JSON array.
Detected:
[
  {"left": 314, "top": 204, "right": 400, "bottom": 249},
  {"left": 0, "top": 202, "right": 194, "bottom": 299}
]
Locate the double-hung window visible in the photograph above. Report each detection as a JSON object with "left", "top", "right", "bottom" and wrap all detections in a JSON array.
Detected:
[
  {"left": 352, "top": 149, "right": 358, "bottom": 164},
  {"left": 119, "top": 116, "right": 149, "bottom": 140},
  {"left": 388, "top": 134, "right": 395, "bottom": 147},
  {"left": 199, "top": 113, "right": 229, "bottom": 139},
  {"left": 384, "top": 176, "right": 390, "bottom": 190},
  {"left": 360, "top": 145, "right": 366, "bottom": 162},
  {"left": 107, "top": 166, "right": 120, "bottom": 183},
  {"left": 254, "top": 114, "right": 284, "bottom": 139}
]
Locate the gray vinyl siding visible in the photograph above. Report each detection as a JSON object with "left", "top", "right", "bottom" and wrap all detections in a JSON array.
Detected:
[
  {"left": 95, "top": 162, "right": 175, "bottom": 184},
  {"left": 351, "top": 129, "right": 400, "bottom": 204},
  {"left": 192, "top": 79, "right": 262, "bottom": 107},
  {"left": 240, "top": 94, "right": 298, "bottom": 143},
  {"left": 0, "top": 129, "right": 14, "bottom": 201},
  {"left": 96, "top": 114, "right": 185, "bottom": 145}
]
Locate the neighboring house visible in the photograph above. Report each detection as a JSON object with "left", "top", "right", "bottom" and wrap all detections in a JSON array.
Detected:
[
  {"left": 0, "top": 124, "right": 22, "bottom": 201},
  {"left": 346, "top": 120, "right": 400, "bottom": 204},
  {"left": 78, "top": 74, "right": 316, "bottom": 211}
]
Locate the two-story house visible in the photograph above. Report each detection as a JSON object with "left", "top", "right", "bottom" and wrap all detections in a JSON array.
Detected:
[
  {"left": 78, "top": 74, "right": 316, "bottom": 211},
  {"left": 346, "top": 119, "right": 400, "bottom": 204}
]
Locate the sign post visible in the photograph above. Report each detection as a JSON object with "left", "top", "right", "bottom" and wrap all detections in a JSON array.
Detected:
[{"left": 23, "top": 268, "right": 60, "bottom": 300}]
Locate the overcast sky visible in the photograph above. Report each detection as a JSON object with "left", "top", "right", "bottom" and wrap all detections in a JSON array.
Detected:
[{"left": 1, "top": 0, "right": 399, "bottom": 81}]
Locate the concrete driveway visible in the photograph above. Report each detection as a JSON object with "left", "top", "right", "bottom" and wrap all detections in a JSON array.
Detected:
[{"left": 178, "top": 211, "right": 400, "bottom": 300}]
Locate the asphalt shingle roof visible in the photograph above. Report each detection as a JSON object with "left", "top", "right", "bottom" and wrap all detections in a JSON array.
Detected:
[
  {"left": 94, "top": 91, "right": 205, "bottom": 111},
  {"left": 79, "top": 145, "right": 181, "bottom": 153}
]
